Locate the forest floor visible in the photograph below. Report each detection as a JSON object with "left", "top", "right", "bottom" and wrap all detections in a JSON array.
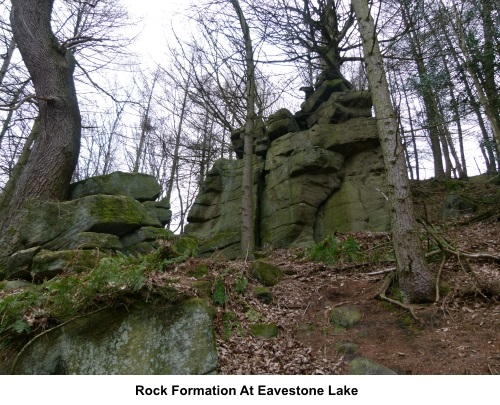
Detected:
[
  {"left": 210, "top": 176, "right": 500, "bottom": 374},
  {"left": 0, "top": 176, "right": 498, "bottom": 375}
]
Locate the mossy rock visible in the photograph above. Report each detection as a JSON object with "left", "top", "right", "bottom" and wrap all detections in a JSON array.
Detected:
[
  {"left": 18, "top": 195, "right": 161, "bottom": 251},
  {"left": 64, "top": 232, "right": 123, "bottom": 251},
  {"left": 187, "top": 264, "right": 209, "bottom": 279},
  {"left": 346, "top": 356, "right": 397, "bottom": 375},
  {"left": 249, "top": 323, "right": 279, "bottom": 339},
  {"left": 330, "top": 306, "right": 362, "bottom": 328},
  {"left": 254, "top": 286, "right": 273, "bottom": 304},
  {"left": 69, "top": 171, "right": 161, "bottom": 202},
  {"left": 441, "top": 194, "right": 477, "bottom": 220},
  {"left": 6, "top": 246, "right": 42, "bottom": 280},
  {"left": 12, "top": 299, "right": 217, "bottom": 375},
  {"left": 335, "top": 342, "right": 359, "bottom": 355},
  {"left": 31, "top": 249, "right": 103, "bottom": 281},
  {"left": 121, "top": 226, "right": 173, "bottom": 248},
  {"left": 249, "top": 260, "right": 283, "bottom": 287},
  {"left": 193, "top": 281, "right": 212, "bottom": 298},
  {"left": 2, "top": 279, "right": 31, "bottom": 291},
  {"left": 142, "top": 200, "right": 172, "bottom": 226}
]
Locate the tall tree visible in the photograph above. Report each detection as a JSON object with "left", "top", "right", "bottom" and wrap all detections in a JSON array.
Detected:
[
  {"left": 0, "top": 0, "right": 81, "bottom": 265},
  {"left": 352, "top": 0, "right": 434, "bottom": 303},
  {"left": 229, "top": 0, "right": 258, "bottom": 258}
]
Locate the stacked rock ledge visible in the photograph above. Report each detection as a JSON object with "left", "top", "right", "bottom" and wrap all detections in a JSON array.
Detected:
[{"left": 2, "top": 171, "right": 172, "bottom": 282}]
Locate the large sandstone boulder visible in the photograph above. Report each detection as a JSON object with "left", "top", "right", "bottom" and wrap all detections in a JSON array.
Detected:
[
  {"left": 18, "top": 195, "right": 161, "bottom": 251},
  {"left": 69, "top": 171, "right": 161, "bottom": 202},
  {"left": 261, "top": 118, "right": 389, "bottom": 247},
  {"left": 11, "top": 299, "right": 218, "bottom": 375}
]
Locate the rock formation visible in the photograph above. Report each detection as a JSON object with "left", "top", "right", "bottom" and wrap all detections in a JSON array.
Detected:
[
  {"left": 10, "top": 299, "right": 217, "bottom": 375},
  {"left": 185, "top": 80, "right": 390, "bottom": 258},
  {"left": 1, "top": 171, "right": 172, "bottom": 281}
]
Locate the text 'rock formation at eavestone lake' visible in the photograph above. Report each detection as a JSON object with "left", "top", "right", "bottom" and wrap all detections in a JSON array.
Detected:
[{"left": 185, "top": 78, "right": 390, "bottom": 258}]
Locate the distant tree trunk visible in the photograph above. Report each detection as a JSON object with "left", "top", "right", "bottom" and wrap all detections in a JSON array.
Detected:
[
  {"left": 400, "top": 2, "right": 445, "bottom": 177},
  {"left": 133, "top": 73, "right": 158, "bottom": 173},
  {"left": 352, "top": 0, "right": 434, "bottom": 303},
  {"left": 165, "top": 68, "right": 191, "bottom": 204},
  {"left": 449, "top": 0, "right": 500, "bottom": 168},
  {"left": 0, "top": 117, "right": 40, "bottom": 214},
  {"left": 230, "top": 0, "right": 257, "bottom": 258},
  {"left": 437, "top": 11, "right": 498, "bottom": 172},
  {"left": 0, "top": 0, "right": 81, "bottom": 265},
  {"left": 0, "top": 37, "right": 16, "bottom": 86}
]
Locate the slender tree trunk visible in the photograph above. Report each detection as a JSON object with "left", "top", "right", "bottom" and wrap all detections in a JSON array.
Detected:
[
  {"left": 400, "top": 3, "right": 445, "bottom": 177},
  {"left": 165, "top": 69, "right": 191, "bottom": 204},
  {"left": 352, "top": 0, "right": 434, "bottom": 303},
  {"left": 133, "top": 74, "right": 157, "bottom": 173},
  {"left": 0, "top": 37, "right": 16, "bottom": 86},
  {"left": 230, "top": 0, "right": 257, "bottom": 258},
  {"left": 437, "top": 10, "right": 498, "bottom": 172},
  {"left": 103, "top": 101, "right": 126, "bottom": 175},
  {"left": 443, "top": 58, "right": 467, "bottom": 178},
  {"left": 449, "top": 1, "right": 500, "bottom": 167},
  {"left": 0, "top": 117, "right": 40, "bottom": 215}
]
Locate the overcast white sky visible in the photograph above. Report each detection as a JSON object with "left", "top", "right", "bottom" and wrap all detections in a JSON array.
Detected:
[
  {"left": 117, "top": 0, "right": 485, "bottom": 178},
  {"left": 120, "top": 0, "right": 189, "bottom": 63}
]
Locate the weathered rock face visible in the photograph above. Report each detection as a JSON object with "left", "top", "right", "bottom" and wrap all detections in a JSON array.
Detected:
[
  {"left": 185, "top": 159, "right": 263, "bottom": 259},
  {"left": 69, "top": 171, "right": 161, "bottom": 202},
  {"left": 2, "top": 172, "right": 172, "bottom": 281},
  {"left": 11, "top": 299, "right": 217, "bottom": 375},
  {"left": 186, "top": 83, "right": 390, "bottom": 257}
]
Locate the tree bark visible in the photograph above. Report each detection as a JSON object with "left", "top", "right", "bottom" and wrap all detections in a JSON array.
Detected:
[
  {"left": 352, "top": 0, "right": 434, "bottom": 303},
  {"left": 1, "top": 0, "right": 81, "bottom": 262},
  {"left": 230, "top": 0, "right": 257, "bottom": 258}
]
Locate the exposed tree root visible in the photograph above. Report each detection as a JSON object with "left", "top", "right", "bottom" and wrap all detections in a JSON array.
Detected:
[{"left": 375, "top": 272, "right": 419, "bottom": 321}]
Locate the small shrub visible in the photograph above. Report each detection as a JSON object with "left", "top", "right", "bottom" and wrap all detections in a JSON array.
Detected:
[
  {"left": 309, "top": 235, "right": 362, "bottom": 265},
  {"left": 233, "top": 274, "right": 248, "bottom": 294},
  {"left": 212, "top": 276, "right": 227, "bottom": 306},
  {"left": 221, "top": 311, "right": 244, "bottom": 341}
]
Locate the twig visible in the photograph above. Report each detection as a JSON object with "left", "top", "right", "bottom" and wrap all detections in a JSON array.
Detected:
[
  {"left": 366, "top": 267, "right": 396, "bottom": 276},
  {"left": 435, "top": 255, "right": 446, "bottom": 302},
  {"left": 444, "top": 248, "right": 500, "bottom": 262}
]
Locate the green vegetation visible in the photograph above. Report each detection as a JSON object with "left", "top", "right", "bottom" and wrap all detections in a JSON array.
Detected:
[
  {"left": 233, "top": 274, "right": 248, "bottom": 294},
  {"left": 212, "top": 276, "right": 228, "bottom": 306},
  {"left": 222, "top": 311, "right": 245, "bottom": 341},
  {"left": 309, "top": 234, "right": 397, "bottom": 266},
  {"left": 0, "top": 236, "right": 198, "bottom": 341},
  {"left": 309, "top": 235, "right": 362, "bottom": 265}
]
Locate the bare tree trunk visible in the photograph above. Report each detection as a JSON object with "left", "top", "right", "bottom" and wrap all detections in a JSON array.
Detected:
[
  {"left": 1, "top": 0, "right": 81, "bottom": 266},
  {"left": 448, "top": 0, "right": 500, "bottom": 167},
  {"left": 0, "top": 116, "right": 40, "bottom": 214},
  {"left": 230, "top": 0, "right": 257, "bottom": 258},
  {"left": 165, "top": 68, "right": 191, "bottom": 204},
  {"left": 443, "top": 58, "right": 467, "bottom": 178},
  {"left": 133, "top": 73, "right": 158, "bottom": 173},
  {"left": 352, "top": 0, "right": 434, "bottom": 303},
  {"left": 400, "top": 2, "right": 445, "bottom": 177},
  {"left": 0, "top": 37, "right": 16, "bottom": 86}
]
